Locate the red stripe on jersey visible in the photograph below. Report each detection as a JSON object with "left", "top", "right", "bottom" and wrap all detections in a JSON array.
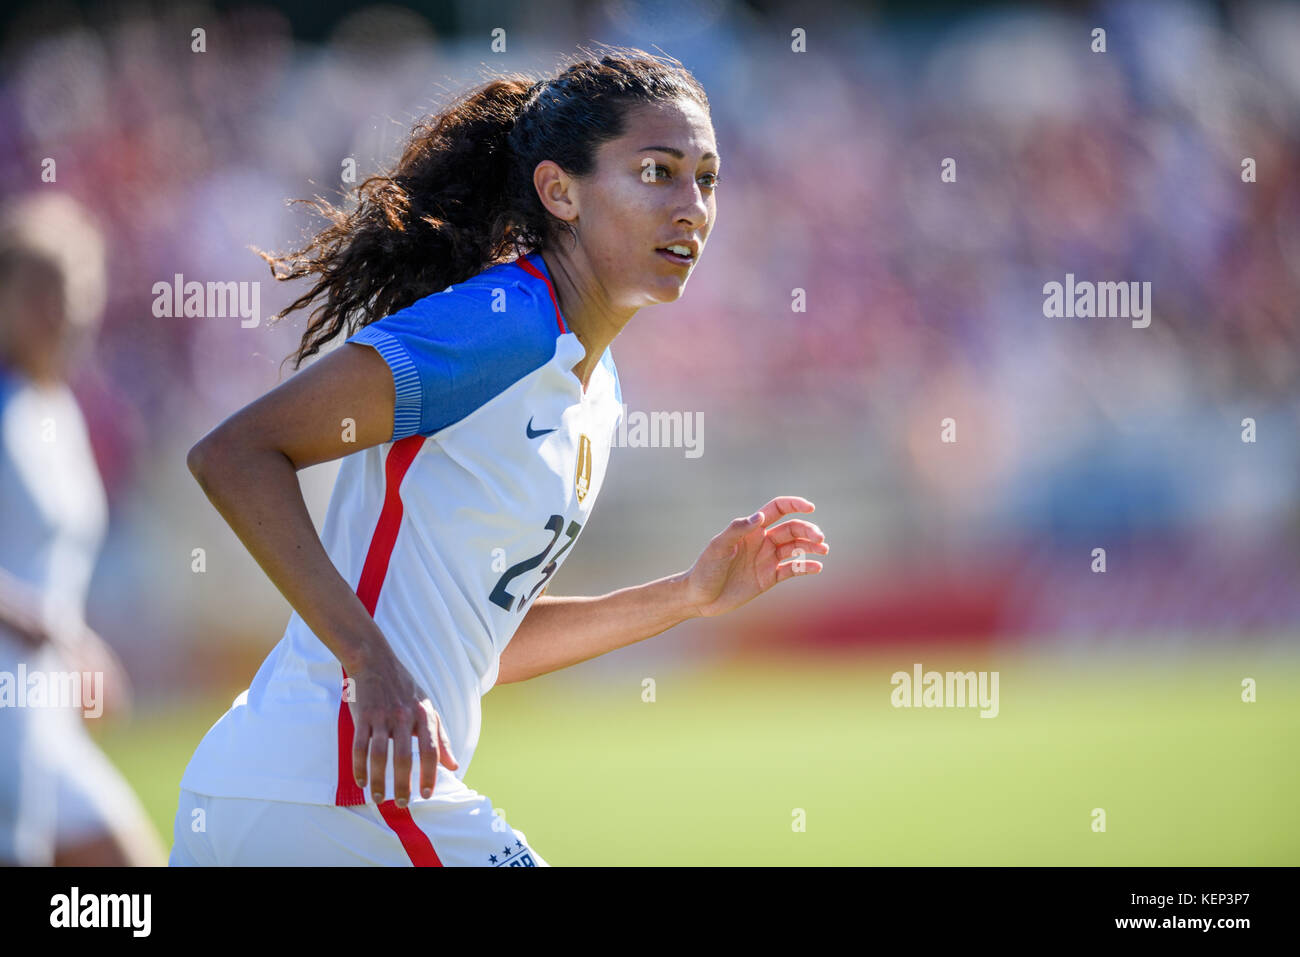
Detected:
[
  {"left": 517, "top": 254, "right": 568, "bottom": 334},
  {"left": 335, "top": 434, "right": 427, "bottom": 806},
  {"left": 378, "top": 800, "right": 445, "bottom": 866}
]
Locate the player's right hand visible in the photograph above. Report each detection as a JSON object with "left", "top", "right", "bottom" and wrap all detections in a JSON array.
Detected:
[{"left": 347, "top": 650, "right": 458, "bottom": 808}]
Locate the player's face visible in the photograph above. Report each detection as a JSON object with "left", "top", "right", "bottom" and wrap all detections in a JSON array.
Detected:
[
  {"left": 0, "top": 258, "right": 74, "bottom": 384},
  {"left": 581, "top": 97, "right": 718, "bottom": 306}
]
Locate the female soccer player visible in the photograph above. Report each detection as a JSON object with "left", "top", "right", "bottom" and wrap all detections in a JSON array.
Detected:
[
  {"left": 0, "top": 194, "right": 167, "bottom": 866},
  {"left": 172, "top": 48, "right": 829, "bottom": 866}
]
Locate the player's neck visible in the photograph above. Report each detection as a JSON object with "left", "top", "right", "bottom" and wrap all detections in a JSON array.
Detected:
[
  {"left": 539, "top": 248, "right": 633, "bottom": 391},
  {"left": 0, "top": 341, "right": 62, "bottom": 389}
]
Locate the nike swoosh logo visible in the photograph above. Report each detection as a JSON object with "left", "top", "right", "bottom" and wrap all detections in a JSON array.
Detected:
[{"left": 527, "top": 417, "right": 557, "bottom": 439}]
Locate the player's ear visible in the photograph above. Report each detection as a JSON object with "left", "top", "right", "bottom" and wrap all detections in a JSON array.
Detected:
[{"left": 533, "top": 160, "right": 579, "bottom": 226}]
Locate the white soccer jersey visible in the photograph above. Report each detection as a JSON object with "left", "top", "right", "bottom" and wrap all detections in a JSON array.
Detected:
[
  {"left": 0, "top": 368, "right": 107, "bottom": 643},
  {"left": 180, "top": 253, "right": 623, "bottom": 808}
]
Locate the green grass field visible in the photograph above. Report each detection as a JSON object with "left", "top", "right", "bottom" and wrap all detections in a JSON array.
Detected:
[{"left": 96, "top": 650, "right": 1300, "bottom": 865}]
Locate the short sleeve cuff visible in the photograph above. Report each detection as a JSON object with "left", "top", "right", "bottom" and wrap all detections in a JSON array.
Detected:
[{"left": 347, "top": 325, "right": 423, "bottom": 440}]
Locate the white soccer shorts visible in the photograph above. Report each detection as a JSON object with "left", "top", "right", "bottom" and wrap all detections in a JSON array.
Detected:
[
  {"left": 0, "top": 639, "right": 152, "bottom": 865},
  {"left": 168, "top": 780, "right": 549, "bottom": 867}
]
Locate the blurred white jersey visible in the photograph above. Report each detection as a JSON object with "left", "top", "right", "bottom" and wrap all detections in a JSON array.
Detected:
[
  {"left": 180, "top": 253, "right": 623, "bottom": 807},
  {"left": 0, "top": 370, "right": 106, "bottom": 644}
]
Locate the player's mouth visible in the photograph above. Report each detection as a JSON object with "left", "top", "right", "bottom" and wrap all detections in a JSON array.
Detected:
[{"left": 655, "top": 241, "right": 698, "bottom": 268}]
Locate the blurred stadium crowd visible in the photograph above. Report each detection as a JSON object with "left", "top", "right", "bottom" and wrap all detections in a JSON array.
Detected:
[{"left": 0, "top": 0, "right": 1296, "bottom": 697}]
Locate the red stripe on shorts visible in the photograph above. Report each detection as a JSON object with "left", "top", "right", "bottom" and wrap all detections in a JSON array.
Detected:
[
  {"left": 378, "top": 800, "right": 444, "bottom": 866},
  {"left": 335, "top": 434, "right": 427, "bottom": 806}
]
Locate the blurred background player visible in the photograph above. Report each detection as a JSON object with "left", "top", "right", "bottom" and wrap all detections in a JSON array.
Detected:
[{"left": 0, "top": 193, "right": 167, "bottom": 866}]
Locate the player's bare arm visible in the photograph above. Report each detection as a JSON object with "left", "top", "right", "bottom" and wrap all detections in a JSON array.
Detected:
[
  {"left": 0, "top": 565, "right": 133, "bottom": 717},
  {"left": 497, "top": 496, "right": 828, "bottom": 684},
  {"left": 186, "top": 342, "right": 457, "bottom": 806},
  {"left": 0, "top": 565, "right": 60, "bottom": 647}
]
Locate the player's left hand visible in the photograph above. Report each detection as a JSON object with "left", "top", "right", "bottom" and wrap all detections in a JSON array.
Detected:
[{"left": 682, "top": 495, "right": 828, "bottom": 618}]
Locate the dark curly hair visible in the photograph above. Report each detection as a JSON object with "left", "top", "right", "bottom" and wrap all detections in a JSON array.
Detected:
[{"left": 259, "top": 44, "right": 710, "bottom": 370}]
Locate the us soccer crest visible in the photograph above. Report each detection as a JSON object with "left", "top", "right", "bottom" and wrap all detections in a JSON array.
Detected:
[{"left": 575, "top": 433, "right": 592, "bottom": 503}]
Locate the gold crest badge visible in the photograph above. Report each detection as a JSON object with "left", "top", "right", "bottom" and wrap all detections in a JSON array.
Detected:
[{"left": 575, "top": 433, "right": 592, "bottom": 503}]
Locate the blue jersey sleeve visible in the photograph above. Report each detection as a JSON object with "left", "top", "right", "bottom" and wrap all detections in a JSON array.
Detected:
[{"left": 346, "top": 278, "right": 558, "bottom": 441}]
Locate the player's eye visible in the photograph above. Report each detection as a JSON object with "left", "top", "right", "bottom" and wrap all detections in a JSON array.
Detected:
[{"left": 644, "top": 162, "right": 719, "bottom": 190}]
